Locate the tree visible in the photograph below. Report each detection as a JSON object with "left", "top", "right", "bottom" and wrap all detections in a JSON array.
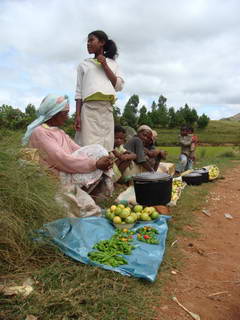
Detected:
[
  {"left": 0, "top": 104, "right": 27, "bottom": 129},
  {"left": 181, "top": 104, "right": 198, "bottom": 126},
  {"left": 197, "top": 113, "right": 210, "bottom": 128},
  {"left": 175, "top": 110, "right": 186, "bottom": 127},
  {"left": 138, "top": 105, "right": 152, "bottom": 126},
  {"left": 151, "top": 100, "right": 157, "bottom": 112},
  {"left": 168, "top": 107, "right": 177, "bottom": 128},
  {"left": 113, "top": 105, "right": 121, "bottom": 124},
  {"left": 157, "top": 95, "right": 169, "bottom": 127},
  {"left": 25, "top": 104, "right": 36, "bottom": 117},
  {"left": 121, "top": 94, "right": 139, "bottom": 129},
  {"left": 25, "top": 103, "right": 37, "bottom": 124}
]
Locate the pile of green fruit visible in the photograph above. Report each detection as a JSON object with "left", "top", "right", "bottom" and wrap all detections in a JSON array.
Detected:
[{"left": 105, "top": 204, "right": 160, "bottom": 225}]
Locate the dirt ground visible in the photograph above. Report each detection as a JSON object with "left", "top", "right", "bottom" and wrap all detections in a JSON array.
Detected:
[{"left": 157, "top": 163, "right": 240, "bottom": 320}]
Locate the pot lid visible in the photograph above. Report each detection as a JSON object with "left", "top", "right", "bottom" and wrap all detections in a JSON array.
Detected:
[
  {"left": 193, "top": 169, "right": 209, "bottom": 174},
  {"left": 183, "top": 172, "right": 202, "bottom": 178},
  {"left": 132, "top": 172, "right": 171, "bottom": 182}
]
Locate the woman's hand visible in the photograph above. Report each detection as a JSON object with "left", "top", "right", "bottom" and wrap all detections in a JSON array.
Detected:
[
  {"left": 97, "top": 54, "right": 107, "bottom": 66},
  {"left": 74, "top": 115, "right": 81, "bottom": 131},
  {"left": 159, "top": 150, "right": 167, "bottom": 160},
  {"left": 96, "top": 156, "right": 113, "bottom": 171}
]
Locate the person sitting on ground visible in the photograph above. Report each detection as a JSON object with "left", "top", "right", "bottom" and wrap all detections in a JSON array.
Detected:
[
  {"left": 139, "top": 125, "right": 167, "bottom": 171},
  {"left": 124, "top": 126, "right": 157, "bottom": 173},
  {"left": 188, "top": 127, "right": 198, "bottom": 163},
  {"left": 22, "top": 94, "right": 114, "bottom": 217},
  {"left": 111, "top": 125, "right": 136, "bottom": 182},
  {"left": 176, "top": 126, "right": 193, "bottom": 174}
]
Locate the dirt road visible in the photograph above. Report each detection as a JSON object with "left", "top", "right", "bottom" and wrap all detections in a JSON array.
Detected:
[{"left": 157, "top": 163, "right": 240, "bottom": 320}]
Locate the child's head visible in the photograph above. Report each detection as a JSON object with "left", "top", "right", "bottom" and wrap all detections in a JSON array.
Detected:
[
  {"left": 137, "top": 129, "right": 152, "bottom": 146},
  {"left": 188, "top": 127, "right": 194, "bottom": 134},
  {"left": 87, "top": 30, "right": 118, "bottom": 59},
  {"left": 137, "top": 125, "right": 153, "bottom": 146},
  {"left": 114, "top": 125, "right": 126, "bottom": 147},
  {"left": 180, "top": 126, "right": 188, "bottom": 136}
]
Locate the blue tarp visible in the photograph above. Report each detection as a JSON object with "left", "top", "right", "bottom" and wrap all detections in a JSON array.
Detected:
[{"left": 38, "top": 215, "right": 171, "bottom": 282}]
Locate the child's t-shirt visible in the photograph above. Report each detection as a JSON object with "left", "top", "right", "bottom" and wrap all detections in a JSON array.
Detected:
[{"left": 114, "top": 144, "right": 127, "bottom": 154}]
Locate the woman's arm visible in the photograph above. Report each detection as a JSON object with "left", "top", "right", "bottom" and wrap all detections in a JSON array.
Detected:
[
  {"left": 30, "top": 129, "right": 97, "bottom": 174},
  {"left": 97, "top": 54, "right": 117, "bottom": 87},
  {"left": 75, "top": 99, "right": 82, "bottom": 131},
  {"left": 75, "top": 64, "right": 84, "bottom": 131}
]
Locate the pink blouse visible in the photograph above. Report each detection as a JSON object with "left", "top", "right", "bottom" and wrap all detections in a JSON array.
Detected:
[{"left": 29, "top": 125, "right": 97, "bottom": 174}]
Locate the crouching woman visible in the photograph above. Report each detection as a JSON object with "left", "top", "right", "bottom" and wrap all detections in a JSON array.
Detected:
[{"left": 22, "top": 94, "right": 114, "bottom": 217}]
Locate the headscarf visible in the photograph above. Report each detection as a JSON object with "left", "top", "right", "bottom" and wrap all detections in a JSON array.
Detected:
[
  {"left": 137, "top": 125, "right": 153, "bottom": 134},
  {"left": 22, "top": 94, "right": 70, "bottom": 146}
]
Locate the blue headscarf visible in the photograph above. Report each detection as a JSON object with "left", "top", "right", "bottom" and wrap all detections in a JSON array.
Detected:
[{"left": 22, "top": 94, "right": 70, "bottom": 146}]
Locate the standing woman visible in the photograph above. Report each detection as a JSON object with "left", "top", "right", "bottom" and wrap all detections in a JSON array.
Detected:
[{"left": 74, "top": 30, "right": 124, "bottom": 151}]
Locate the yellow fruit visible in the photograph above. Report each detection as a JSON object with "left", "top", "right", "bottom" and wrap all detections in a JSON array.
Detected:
[
  {"left": 136, "top": 212, "right": 142, "bottom": 220},
  {"left": 113, "top": 216, "right": 122, "bottom": 224},
  {"left": 115, "top": 207, "right": 122, "bottom": 215},
  {"left": 130, "top": 212, "right": 138, "bottom": 221},
  {"left": 120, "top": 208, "right": 131, "bottom": 219},
  {"left": 143, "top": 207, "right": 152, "bottom": 214},
  {"left": 110, "top": 205, "right": 117, "bottom": 212},
  {"left": 118, "top": 204, "right": 125, "bottom": 209},
  {"left": 134, "top": 205, "right": 143, "bottom": 213},
  {"left": 125, "top": 215, "right": 135, "bottom": 224},
  {"left": 141, "top": 212, "right": 150, "bottom": 221}
]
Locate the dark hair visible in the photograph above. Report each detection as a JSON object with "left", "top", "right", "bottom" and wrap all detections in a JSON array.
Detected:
[
  {"left": 188, "top": 127, "right": 194, "bottom": 133},
  {"left": 88, "top": 30, "right": 118, "bottom": 59},
  {"left": 180, "top": 126, "right": 188, "bottom": 131},
  {"left": 114, "top": 125, "right": 125, "bottom": 134}
]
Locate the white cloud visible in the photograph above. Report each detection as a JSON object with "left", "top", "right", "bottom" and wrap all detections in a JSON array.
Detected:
[{"left": 0, "top": 0, "right": 240, "bottom": 119}]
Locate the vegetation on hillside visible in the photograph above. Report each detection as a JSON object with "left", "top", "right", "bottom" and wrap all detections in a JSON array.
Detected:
[
  {"left": 0, "top": 94, "right": 209, "bottom": 133},
  {"left": 115, "top": 94, "right": 210, "bottom": 129}
]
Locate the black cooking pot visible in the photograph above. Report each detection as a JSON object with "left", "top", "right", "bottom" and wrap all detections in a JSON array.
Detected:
[
  {"left": 192, "top": 169, "right": 209, "bottom": 182},
  {"left": 182, "top": 172, "right": 202, "bottom": 185},
  {"left": 132, "top": 172, "right": 172, "bottom": 206}
]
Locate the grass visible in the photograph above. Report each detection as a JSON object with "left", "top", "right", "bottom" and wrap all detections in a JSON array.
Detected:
[
  {"left": 156, "top": 120, "right": 240, "bottom": 145},
  {"left": 1, "top": 130, "right": 240, "bottom": 320},
  {"left": 159, "top": 145, "right": 240, "bottom": 166}
]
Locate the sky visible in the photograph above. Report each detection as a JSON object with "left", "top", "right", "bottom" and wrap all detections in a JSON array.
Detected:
[{"left": 0, "top": 0, "right": 240, "bottom": 120}]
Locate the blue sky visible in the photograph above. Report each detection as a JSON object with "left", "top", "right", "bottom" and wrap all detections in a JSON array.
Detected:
[{"left": 0, "top": 0, "right": 240, "bottom": 119}]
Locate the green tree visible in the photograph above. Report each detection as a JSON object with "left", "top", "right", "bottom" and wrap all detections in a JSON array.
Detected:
[
  {"left": 113, "top": 105, "right": 121, "bottom": 124},
  {"left": 25, "top": 104, "right": 36, "bottom": 117},
  {"left": 121, "top": 94, "right": 139, "bottom": 129},
  {"left": 0, "top": 105, "right": 27, "bottom": 129},
  {"left": 197, "top": 113, "right": 210, "bottom": 128},
  {"left": 138, "top": 105, "right": 152, "bottom": 126},
  {"left": 175, "top": 110, "right": 186, "bottom": 127},
  {"left": 25, "top": 103, "right": 37, "bottom": 124},
  {"left": 181, "top": 104, "right": 198, "bottom": 126},
  {"left": 151, "top": 101, "right": 157, "bottom": 112},
  {"left": 157, "top": 95, "right": 169, "bottom": 127},
  {"left": 168, "top": 107, "right": 177, "bottom": 128}
]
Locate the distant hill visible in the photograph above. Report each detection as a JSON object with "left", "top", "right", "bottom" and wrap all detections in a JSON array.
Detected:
[{"left": 221, "top": 113, "right": 240, "bottom": 121}]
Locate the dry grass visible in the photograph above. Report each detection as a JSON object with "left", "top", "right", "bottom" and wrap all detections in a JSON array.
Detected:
[{"left": 0, "top": 146, "right": 66, "bottom": 274}]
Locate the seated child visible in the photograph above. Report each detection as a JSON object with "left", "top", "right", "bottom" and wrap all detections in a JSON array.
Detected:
[
  {"left": 111, "top": 125, "right": 136, "bottom": 182},
  {"left": 141, "top": 126, "right": 167, "bottom": 171},
  {"left": 124, "top": 125, "right": 162, "bottom": 172}
]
